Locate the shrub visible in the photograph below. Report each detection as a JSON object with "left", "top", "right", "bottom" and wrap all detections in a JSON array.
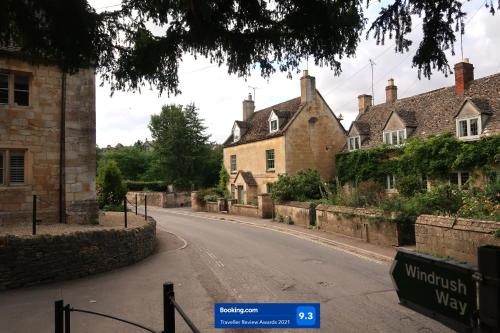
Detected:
[
  {"left": 197, "top": 187, "right": 223, "bottom": 204},
  {"left": 396, "top": 174, "right": 426, "bottom": 197},
  {"left": 125, "top": 180, "right": 168, "bottom": 192},
  {"left": 485, "top": 178, "right": 500, "bottom": 204},
  {"left": 97, "top": 160, "right": 127, "bottom": 209},
  {"left": 271, "top": 169, "right": 323, "bottom": 202},
  {"left": 101, "top": 204, "right": 125, "bottom": 212},
  {"left": 357, "top": 180, "right": 385, "bottom": 206},
  {"left": 458, "top": 188, "right": 500, "bottom": 221}
]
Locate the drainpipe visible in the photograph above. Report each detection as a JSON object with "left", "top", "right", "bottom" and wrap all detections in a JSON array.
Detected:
[{"left": 59, "top": 72, "right": 66, "bottom": 224}]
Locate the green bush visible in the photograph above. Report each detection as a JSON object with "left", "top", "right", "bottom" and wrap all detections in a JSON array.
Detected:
[
  {"left": 485, "top": 178, "right": 500, "bottom": 204},
  {"left": 125, "top": 180, "right": 169, "bottom": 192},
  {"left": 357, "top": 180, "right": 385, "bottom": 206},
  {"left": 396, "top": 175, "right": 426, "bottom": 197},
  {"left": 101, "top": 204, "right": 125, "bottom": 212},
  {"left": 197, "top": 187, "right": 224, "bottom": 204},
  {"left": 271, "top": 169, "right": 323, "bottom": 202},
  {"left": 458, "top": 188, "right": 500, "bottom": 221},
  {"left": 97, "top": 160, "right": 127, "bottom": 209}
]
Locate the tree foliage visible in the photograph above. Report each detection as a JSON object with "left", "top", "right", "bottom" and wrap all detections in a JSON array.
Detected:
[
  {"left": 97, "top": 160, "right": 127, "bottom": 209},
  {"left": 97, "top": 145, "right": 159, "bottom": 181},
  {"left": 149, "top": 103, "right": 221, "bottom": 189},
  {"left": 2, "top": 1, "right": 496, "bottom": 94},
  {"left": 271, "top": 169, "right": 324, "bottom": 202}
]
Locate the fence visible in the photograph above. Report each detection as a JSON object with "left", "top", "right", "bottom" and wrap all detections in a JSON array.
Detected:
[{"left": 55, "top": 282, "right": 200, "bottom": 333}]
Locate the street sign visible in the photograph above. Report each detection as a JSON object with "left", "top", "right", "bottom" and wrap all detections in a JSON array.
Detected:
[{"left": 390, "top": 249, "right": 478, "bottom": 333}]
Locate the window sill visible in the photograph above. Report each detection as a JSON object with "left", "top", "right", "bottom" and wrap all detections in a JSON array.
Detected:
[
  {"left": 0, "top": 185, "right": 31, "bottom": 191},
  {"left": 266, "top": 169, "right": 276, "bottom": 173},
  {"left": 0, "top": 104, "right": 33, "bottom": 111},
  {"left": 230, "top": 171, "right": 237, "bottom": 174},
  {"left": 457, "top": 136, "right": 480, "bottom": 141}
]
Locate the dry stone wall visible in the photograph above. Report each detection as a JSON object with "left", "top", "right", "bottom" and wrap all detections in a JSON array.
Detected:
[{"left": 274, "top": 202, "right": 315, "bottom": 226}]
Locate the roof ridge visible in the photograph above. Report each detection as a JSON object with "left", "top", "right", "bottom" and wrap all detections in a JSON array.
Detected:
[{"left": 254, "top": 96, "right": 301, "bottom": 113}]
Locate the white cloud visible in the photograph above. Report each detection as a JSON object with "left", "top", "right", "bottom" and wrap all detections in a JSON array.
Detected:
[{"left": 88, "top": 0, "right": 500, "bottom": 147}]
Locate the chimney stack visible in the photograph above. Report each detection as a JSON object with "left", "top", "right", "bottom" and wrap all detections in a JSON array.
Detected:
[
  {"left": 242, "top": 93, "right": 255, "bottom": 121},
  {"left": 385, "top": 78, "right": 397, "bottom": 103},
  {"left": 358, "top": 94, "right": 372, "bottom": 114},
  {"left": 454, "top": 58, "right": 474, "bottom": 95},
  {"left": 300, "top": 70, "right": 316, "bottom": 103}
]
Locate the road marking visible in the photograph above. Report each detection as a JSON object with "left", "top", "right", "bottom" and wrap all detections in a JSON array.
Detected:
[
  {"left": 153, "top": 208, "right": 392, "bottom": 265},
  {"left": 156, "top": 224, "right": 188, "bottom": 250}
]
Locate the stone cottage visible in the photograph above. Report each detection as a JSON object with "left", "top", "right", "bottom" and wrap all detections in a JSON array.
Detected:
[
  {"left": 223, "top": 71, "right": 346, "bottom": 205},
  {"left": 345, "top": 59, "right": 499, "bottom": 191},
  {"left": 0, "top": 48, "right": 98, "bottom": 225}
]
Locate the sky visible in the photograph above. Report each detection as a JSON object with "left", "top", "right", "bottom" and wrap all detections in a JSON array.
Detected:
[{"left": 88, "top": 1, "right": 500, "bottom": 147}]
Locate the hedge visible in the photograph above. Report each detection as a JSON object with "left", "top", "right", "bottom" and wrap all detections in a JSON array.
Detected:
[{"left": 125, "top": 180, "right": 168, "bottom": 192}]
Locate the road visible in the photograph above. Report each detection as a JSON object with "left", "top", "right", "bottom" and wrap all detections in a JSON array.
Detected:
[{"left": 0, "top": 207, "right": 453, "bottom": 333}]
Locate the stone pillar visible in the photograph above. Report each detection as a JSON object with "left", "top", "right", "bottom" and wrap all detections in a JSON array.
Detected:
[
  {"left": 227, "top": 199, "right": 237, "bottom": 215},
  {"left": 217, "top": 198, "right": 227, "bottom": 212},
  {"left": 258, "top": 194, "right": 273, "bottom": 218},
  {"left": 191, "top": 191, "right": 203, "bottom": 212}
]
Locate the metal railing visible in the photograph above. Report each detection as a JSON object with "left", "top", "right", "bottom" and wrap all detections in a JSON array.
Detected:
[{"left": 55, "top": 282, "right": 200, "bottom": 333}]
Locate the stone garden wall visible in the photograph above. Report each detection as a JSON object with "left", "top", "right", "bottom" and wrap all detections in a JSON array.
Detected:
[
  {"left": 228, "top": 202, "right": 260, "bottom": 218},
  {"left": 416, "top": 215, "right": 500, "bottom": 264},
  {"left": 0, "top": 219, "right": 156, "bottom": 290},
  {"left": 274, "top": 202, "right": 315, "bottom": 226}
]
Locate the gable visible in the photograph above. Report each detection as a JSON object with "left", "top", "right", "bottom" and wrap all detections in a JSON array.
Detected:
[
  {"left": 455, "top": 99, "right": 481, "bottom": 119},
  {"left": 348, "top": 125, "right": 360, "bottom": 136},
  {"left": 384, "top": 112, "right": 405, "bottom": 131}
]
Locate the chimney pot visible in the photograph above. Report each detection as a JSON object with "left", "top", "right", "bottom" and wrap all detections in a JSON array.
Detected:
[
  {"left": 454, "top": 60, "right": 474, "bottom": 95},
  {"left": 358, "top": 94, "right": 372, "bottom": 114},
  {"left": 300, "top": 71, "right": 316, "bottom": 103},
  {"left": 385, "top": 78, "right": 397, "bottom": 103}
]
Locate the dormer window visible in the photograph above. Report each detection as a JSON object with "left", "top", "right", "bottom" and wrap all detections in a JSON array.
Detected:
[
  {"left": 348, "top": 136, "right": 360, "bottom": 151},
  {"left": 233, "top": 125, "right": 241, "bottom": 142},
  {"left": 268, "top": 111, "right": 280, "bottom": 133},
  {"left": 383, "top": 129, "right": 406, "bottom": 145},
  {"left": 456, "top": 117, "right": 480, "bottom": 140},
  {"left": 270, "top": 119, "right": 278, "bottom": 132}
]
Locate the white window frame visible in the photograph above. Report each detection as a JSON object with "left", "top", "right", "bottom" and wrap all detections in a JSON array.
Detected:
[
  {"left": 383, "top": 129, "right": 407, "bottom": 146},
  {"left": 0, "top": 71, "right": 31, "bottom": 107},
  {"left": 456, "top": 117, "right": 481, "bottom": 140},
  {"left": 348, "top": 136, "right": 361, "bottom": 151},
  {"left": 449, "top": 171, "right": 470, "bottom": 189},
  {"left": 233, "top": 125, "right": 240, "bottom": 142},
  {"left": 386, "top": 174, "right": 396, "bottom": 191},
  {"left": 266, "top": 149, "right": 275, "bottom": 171},
  {"left": 230, "top": 155, "right": 237, "bottom": 173},
  {"left": 0, "top": 73, "right": 9, "bottom": 105},
  {"left": 268, "top": 112, "right": 279, "bottom": 134}
]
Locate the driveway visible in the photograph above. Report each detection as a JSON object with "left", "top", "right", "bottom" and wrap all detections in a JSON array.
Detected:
[{"left": 0, "top": 207, "right": 453, "bottom": 333}]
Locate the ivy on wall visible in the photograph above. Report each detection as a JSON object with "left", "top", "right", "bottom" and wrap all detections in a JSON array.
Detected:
[{"left": 336, "top": 133, "right": 500, "bottom": 185}]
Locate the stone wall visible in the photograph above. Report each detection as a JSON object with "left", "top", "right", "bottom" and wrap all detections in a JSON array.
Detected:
[
  {"left": 316, "top": 205, "right": 406, "bottom": 247},
  {"left": 191, "top": 191, "right": 204, "bottom": 212},
  {"left": 206, "top": 202, "right": 219, "bottom": 213},
  {"left": 275, "top": 201, "right": 315, "bottom": 226},
  {"left": 416, "top": 215, "right": 500, "bottom": 264},
  {"left": 228, "top": 202, "right": 260, "bottom": 218},
  {"left": 165, "top": 192, "right": 191, "bottom": 208},
  {"left": 0, "top": 219, "right": 156, "bottom": 290},
  {"left": 0, "top": 56, "right": 97, "bottom": 225},
  {"left": 126, "top": 191, "right": 190, "bottom": 209},
  {"left": 258, "top": 194, "right": 273, "bottom": 218}
]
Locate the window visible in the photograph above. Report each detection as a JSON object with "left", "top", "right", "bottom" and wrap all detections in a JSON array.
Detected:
[
  {"left": 457, "top": 117, "right": 480, "bottom": 139},
  {"left": 386, "top": 174, "right": 396, "bottom": 190},
  {"left": 233, "top": 127, "right": 240, "bottom": 142},
  {"left": 270, "top": 119, "right": 278, "bottom": 132},
  {"left": 348, "top": 136, "right": 361, "bottom": 151},
  {"left": 266, "top": 183, "right": 274, "bottom": 194},
  {"left": 449, "top": 171, "right": 469, "bottom": 189},
  {"left": 0, "top": 73, "right": 8, "bottom": 104},
  {"left": 231, "top": 184, "right": 236, "bottom": 199},
  {"left": 14, "top": 74, "right": 29, "bottom": 106},
  {"left": 266, "top": 149, "right": 275, "bottom": 171},
  {"left": 383, "top": 129, "right": 406, "bottom": 145},
  {"left": 0, "top": 150, "right": 26, "bottom": 186},
  {"left": 230, "top": 155, "right": 237, "bottom": 173}
]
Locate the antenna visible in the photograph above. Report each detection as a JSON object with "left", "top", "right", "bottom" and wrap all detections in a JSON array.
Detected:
[
  {"left": 460, "top": 17, "right": 464, "bottom": 60},
  {"left": 369, "top": 59, "right": 376, "bottom": 104},
  {"left": 248, "top": 85, "right": 258, "bottom": 103}
]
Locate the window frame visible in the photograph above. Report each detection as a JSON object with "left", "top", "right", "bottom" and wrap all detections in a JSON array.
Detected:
[
  {"left": 386, "top": 174, "right": 396, "bottom": 191},
  {"left": 9, "top": 150, "right": 25, "bottom": 185},
  {"left": 13, "top": 74, "right": 30, "bottom": 106},
  {"left": 230, "top": 155, "right": 237, "bottom": 173},
  {"left": 0, "top": 150, "right": 4, "bottom": 185},
  {"left": 266, "top": 149, "right": 275, "bottom": 171},
  {"left": 266, "top": 183, "right": 274, "bottom": 194},
  {"left": 449, "top": 171, "right": 470, "bottom": 189},
  {"left": 348, "top": 136, "right": 361, "bottom": 151},
  {"left": 270, "top": 119, "right": 278, "bottom": 132},
  {"left": 0, "top": 71, "right": 31, "bottom": 107},
  {"left": 456, "top": 117, "right": 481, "bottom": 140},
  {"left": 0, "top": 149, "right": 26, "bottom": 187},
  {"left": 0, "top": 73, "right": 9, "bottom": 105},
  {"left": 383, "top": 129, "right": 407, "bottom": 146}
]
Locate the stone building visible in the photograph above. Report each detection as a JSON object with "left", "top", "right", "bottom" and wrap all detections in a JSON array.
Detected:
[
  {"left": 0, "top": 50, "right": 98, "bottom": 225},
  {"left": 345, "top": 59, "right": 499, "bottom": 191},
  {"left": 223, "top": 71, "right": 346, "bottom": 205}
]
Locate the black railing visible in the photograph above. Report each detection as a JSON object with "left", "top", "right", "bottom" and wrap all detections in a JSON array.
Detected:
[{"left": 55, "top": 282, "right": 199, "bottom": 333}]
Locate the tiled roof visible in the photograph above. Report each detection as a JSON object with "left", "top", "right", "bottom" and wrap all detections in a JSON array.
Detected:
[
  {"left": 234, "top": 171, "right": 258, "bottom": 186},
  {"left": 350, "top": 73, "right": 500, "bottom": 149},
  {"left": 224, "top": 97, "right": 302, "bottom": 147}
]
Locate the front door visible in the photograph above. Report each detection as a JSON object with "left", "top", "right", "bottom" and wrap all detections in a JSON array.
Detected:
[{"left": 237, "top": 186, "right": 244, "bottom": 204}]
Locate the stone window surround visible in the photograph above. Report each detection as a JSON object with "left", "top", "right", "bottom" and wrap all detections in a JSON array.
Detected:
[
  {"left": 386, "top": 174, "right": 396, "bottom": 192},
  {"left": 230, "top": 154, "right": 237, "bottom": 173},
  {"left": 266, "top": 149, "right": 275, "bottom": 171},
  {"left": 347, "top": 136, "right": 361, "bottom": 151},
  {"left": 0, "top": 148, "right": 27, "bottom": 187},
  {"left": 383, "top": 129, "right": 407, "bottom": 146},
  {"left": 449, "top": 171, "right": 469, "bottom": 189},
  {"left": 456, "top": 116, "right": 481, "bottom": 140},
  {"left": 0, "top": 70, "right": 32, "bottom": 108}
]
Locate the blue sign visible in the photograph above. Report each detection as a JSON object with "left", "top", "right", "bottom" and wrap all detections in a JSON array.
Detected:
[{"left": 214, "top": 303, "right": 320, "bottom": 329}]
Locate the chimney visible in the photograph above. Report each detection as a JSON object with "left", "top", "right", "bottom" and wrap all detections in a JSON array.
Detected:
[
  {"left": 242, "top": 93, "right": 255, "bottom": 121},
  {"left": 300, "top": 70, "right": 316, "bottom": 103},
  {"left": 385, "top": 78, "right": 397, "bottom": 103},
  {"left": 454, "top": 58, "right": 474, "bottom": 95},
  {"left": 358, "top": 94, "right": 372, "bottom": 114}
]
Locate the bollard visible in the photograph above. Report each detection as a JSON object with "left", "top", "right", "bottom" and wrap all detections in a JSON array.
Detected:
[
  {"left": 55, "top": 300, "right": 64, "bottom": 333},
  {"left": 145, "top": 195, "right": 148, "bottom": 220},
  {"left": 135, "top": 194, "right": 138, "bottom": 215},
  {"left": 124, "top": 196, "right": 128, "bottom": 228},
  {"left": 164, "top": 282, "right": 175, "bottom": 333},
  {"left": 32, "top": 195, "right": 37, "bottom": 235},
  {"left": 64, "top": 305, "right": 71, "bottom": 333},
  {"left": 478, "top": 245, "right": 500, "bottom": 333}
]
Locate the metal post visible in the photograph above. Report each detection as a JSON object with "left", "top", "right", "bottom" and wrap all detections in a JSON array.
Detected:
[
  {"left": 55, "top": 300, "right": 64, "bottom": 333},
  {"left": 135, "top": 194, "right": 138, "bottom": 215},
  {"left": 478, "top": 245, "right": 500, "bottom": 333},
  {"left": 124, "top": 196, "right": 128, "bottom": 228},
  {"left": 32, "top": 195, "right": 37, "bottom": 235},
  {"left": 144, "top": 195, "right": 147, "bottom": 220},
  {"left": 164, "top": 282, "right": 175, "bottom": 333},
  {"left": 64, "top": 305, "right": 71, "bottom": 333}
]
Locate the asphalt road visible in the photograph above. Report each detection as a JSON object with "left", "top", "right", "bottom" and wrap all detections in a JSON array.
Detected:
[{"left": 0, "top": 207, "right": 453, "bottom": 333}]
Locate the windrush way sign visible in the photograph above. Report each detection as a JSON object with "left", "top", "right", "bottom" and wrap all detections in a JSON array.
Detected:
[{"left": 390, "top": 249, "right": 478, "bottom": 332}]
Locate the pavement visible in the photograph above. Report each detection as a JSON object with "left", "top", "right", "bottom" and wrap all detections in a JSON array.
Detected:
[{"left": 0, "top": 207, "right": 452, "bottom": 333}]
